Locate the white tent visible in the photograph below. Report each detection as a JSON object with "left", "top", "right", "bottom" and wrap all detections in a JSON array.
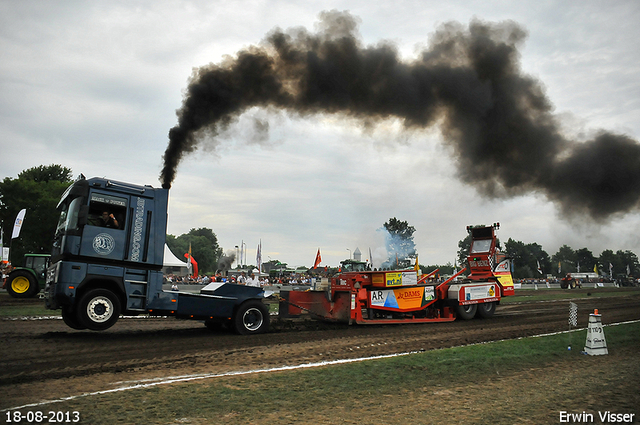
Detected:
[{"left": 163, "top": 244, "right": 188, "bottom": 276}]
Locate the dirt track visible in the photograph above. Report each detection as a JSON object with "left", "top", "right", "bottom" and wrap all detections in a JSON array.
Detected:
[{"left": 2, "top": 289, "right": 640, "bottom": 410}]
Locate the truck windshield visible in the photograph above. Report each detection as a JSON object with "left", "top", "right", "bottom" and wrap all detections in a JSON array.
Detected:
[{"left": 55, "top": 196, "right": 83, "bottom": 234}]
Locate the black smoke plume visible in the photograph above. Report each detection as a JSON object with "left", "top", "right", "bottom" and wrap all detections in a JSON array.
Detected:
[{"left": 161, "top": 11, "right": 640, "bottom": 221}]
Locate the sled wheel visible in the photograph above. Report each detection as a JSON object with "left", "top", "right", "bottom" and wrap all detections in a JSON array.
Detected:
[
  {"left": 456, "top": 303, "right": 477, "bottom": 320},
  {"left": 476, "top": 302, "right": 496, "bottom": 319},
  {"left": 77, "top": 289, "right": 121, "bottom": 331},
  {"left": 233, "top": 300, "right": 269, "bottom": 335}
]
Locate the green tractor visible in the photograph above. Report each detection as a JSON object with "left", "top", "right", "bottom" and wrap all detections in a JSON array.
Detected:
[{"left": 3, "top": 254, "right": 50, "bottom": 298}]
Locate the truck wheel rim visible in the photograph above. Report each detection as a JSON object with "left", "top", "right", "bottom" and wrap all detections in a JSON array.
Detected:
[
  {"left": 11, "top": 276, "right": 30, "bottom": 293},
  {"left": 87, "top": 296, "right": 113, "bottom": 323},
  {"left": 242, "top": 307, "right": 264, "bottom": 331}
]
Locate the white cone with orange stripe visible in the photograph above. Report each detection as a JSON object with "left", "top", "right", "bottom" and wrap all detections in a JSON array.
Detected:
[{"left": 584, "top": 309, "right": 608, "bottom": 355}]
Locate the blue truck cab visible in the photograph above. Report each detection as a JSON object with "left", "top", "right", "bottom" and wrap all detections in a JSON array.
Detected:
[{"left": 45, "top": 175, "right": 269, "bottom": 334}]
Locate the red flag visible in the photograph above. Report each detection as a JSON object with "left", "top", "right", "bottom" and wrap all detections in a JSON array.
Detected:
[
  {"left": 313, "top": 249, "right": 322, "bottom": 269},
  {"left": 184, "top": 252, "right": 198, "bottom": 277}
]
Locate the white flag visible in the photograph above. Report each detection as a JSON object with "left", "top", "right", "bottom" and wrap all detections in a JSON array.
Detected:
[
  {"left": 186, "top": 243, "right": 192, "bottom": 273},
  {"left": 256, "top": 240, "right": 262, "bottom": 273},
  {"left": 12, "top": 209, "right": 26, "bottom": 239}
]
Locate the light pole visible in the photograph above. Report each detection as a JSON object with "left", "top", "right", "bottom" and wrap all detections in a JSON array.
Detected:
[
  {"left": 346, "top": 248, "right": 351, "bottom": 260},
  {"left": 235, "top": 246, "right": 239, "bottom": 269}
]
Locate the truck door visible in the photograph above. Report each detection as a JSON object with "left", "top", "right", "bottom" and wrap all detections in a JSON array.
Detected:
[{"left": 79, "top": 192, "right": 129, "bottom": 261}]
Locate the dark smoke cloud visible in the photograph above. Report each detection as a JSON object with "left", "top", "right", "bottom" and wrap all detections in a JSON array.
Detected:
[{"left": 161, "top": 10, "right": 640, "bottom": 221}]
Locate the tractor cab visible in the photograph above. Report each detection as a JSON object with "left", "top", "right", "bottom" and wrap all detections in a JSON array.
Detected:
[{"left": 339, "top": 259, "right": 369, "bottom": 272}]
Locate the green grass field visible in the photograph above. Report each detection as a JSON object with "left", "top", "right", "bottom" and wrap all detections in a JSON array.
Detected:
[{"left": 502, "top": 287, "right": 640, "bottom": 304}]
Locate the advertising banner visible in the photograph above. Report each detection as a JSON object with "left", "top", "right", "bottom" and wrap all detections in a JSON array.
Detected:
[
  {"left": 12, "top": 209, "right": 26, "bottom": 239},
  {"left": 370, "top": 286, "right": 435, "bottom": 311},
  {"left": 385, "top": 271, "right": 418, "bottom": 287}
]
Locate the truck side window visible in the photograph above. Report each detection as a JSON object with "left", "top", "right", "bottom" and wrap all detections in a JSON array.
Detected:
[{"left": 86, "top": 193, "right": 127, "bottom": 230}]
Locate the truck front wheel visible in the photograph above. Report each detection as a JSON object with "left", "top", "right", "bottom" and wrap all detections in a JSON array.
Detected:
[
  {"left": 77, "top": 289, "right": 121, "bottom": 331},
  {"left": 6, "top": 271, "right": 38, "bottom": 298},
  {"left": 233, "top": 300, "right": 269, "bottom": 335},
  {"left": 456, "top": 303, "right": 477, "bottom": 320}
]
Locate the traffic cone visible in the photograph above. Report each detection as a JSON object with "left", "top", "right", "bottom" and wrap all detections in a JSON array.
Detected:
[{"left": 584, "top": 309, "right": 608, "bottom": 355}]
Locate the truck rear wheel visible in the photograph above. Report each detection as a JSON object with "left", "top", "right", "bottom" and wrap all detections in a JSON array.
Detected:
[
  {"left": 476, "top": 301, "right": 496, "bottom": 319},
  {"left": 76, "top": 289, "right": 121, "bottom": 331},
  {"left": 232, "top": 300, "right": 269, "bottom": 335},
  {"left": 6, "top": 271, "right": 38, "bottom": 298},
  {"left": 456, "top": 303, "right": 477, "bottom": 320}
]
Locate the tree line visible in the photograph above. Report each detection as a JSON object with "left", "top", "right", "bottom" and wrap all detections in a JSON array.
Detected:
[
  {"left": 0, "top": 165, "right": 73, "bottom": 264},
  {"left": 456, "top": 233, "right": 638, "bottom": 280},
  {"left": 166, "top": 228, "right": 223, "bottom": 274},
  {"left": 501, "top": 239, "right": 639, "bottom": 279}
]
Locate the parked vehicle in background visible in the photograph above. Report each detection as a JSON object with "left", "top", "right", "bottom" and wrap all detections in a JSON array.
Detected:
[{"left": 3, "top": 254, "right": 50, "bottom": 298}]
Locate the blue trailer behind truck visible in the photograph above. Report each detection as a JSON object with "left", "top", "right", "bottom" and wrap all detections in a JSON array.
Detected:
[{"left": 44, "top": 175, "right": 269, "bottom": 334}]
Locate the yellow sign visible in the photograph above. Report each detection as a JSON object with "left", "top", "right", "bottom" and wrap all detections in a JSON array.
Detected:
[
  {"left": 495, "top": 272, "right": 514, "bottom": 288},
  {"left": 386, "top": 272, "right": 402, "bottom": 287}
]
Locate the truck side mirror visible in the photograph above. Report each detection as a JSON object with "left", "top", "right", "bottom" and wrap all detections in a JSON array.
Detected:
[{"left": 78, "top": 205, "right": 90, "bottom": 226}]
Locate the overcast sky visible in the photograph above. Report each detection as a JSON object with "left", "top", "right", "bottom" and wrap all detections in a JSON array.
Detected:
[{"left": 2, "top": 1, "right": 639, "bottom": 269}]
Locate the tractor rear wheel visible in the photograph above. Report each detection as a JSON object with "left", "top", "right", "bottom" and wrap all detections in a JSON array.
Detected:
[
  {"left": 456, "top": 303, "right": 477, "bottom": 320},
  {"left": 6, "top": 271, "right": 39, "bottom": 298}
]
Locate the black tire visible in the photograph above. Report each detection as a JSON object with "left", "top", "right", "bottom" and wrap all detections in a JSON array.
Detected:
[
  {"left": 76, "top": 289, "right": 121, "bottom": 331},
  {"left": 6, "top": 271, "right": 39, "bottom": 298},
  {"left": 476, "top": 302, "right": 496, "bottom": 319},
  {"left": 456, "top": 303, "right": 477, "bottom": 320},
  {"left": 232, "top": 300, "right": 269, "bottom": 335},
  {"left": 62, "top": 307, "right": 86, "bottom": 330}
]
